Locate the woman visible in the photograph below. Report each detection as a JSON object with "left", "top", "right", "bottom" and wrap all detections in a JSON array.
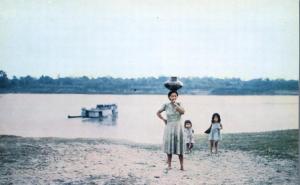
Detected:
[{"left": 156, "top": 90, "right": 185, "bottom": 170}]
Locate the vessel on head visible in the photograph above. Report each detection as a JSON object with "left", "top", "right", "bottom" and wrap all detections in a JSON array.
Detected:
[{"left": 164, "top": 76, "right": 183, "bottom": 91}]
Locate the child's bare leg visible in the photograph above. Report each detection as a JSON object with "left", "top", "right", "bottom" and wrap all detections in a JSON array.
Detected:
[
  {"left": 187, "top": 143, "right": 191, "bottom": 153},
  {"left": 190, "top": 143, "right": 193, "bottom": 152},
  {"left": 186, "top": 143, "right": 189, "bottom": 153},
  {"left": 209, "top": 140, "right": 213, "bottom": 154},
  {"left": 213, "top": 141, "right": 217, "bottom": 153},
  {"left": 167, "top": 154, "right": 172, "bottom": 169},
  {"left": 215, "top": 141, "right": 219, "bottom": 154},
  {"left": 179, "top": 154, "right": 184, "bottom": 170}
]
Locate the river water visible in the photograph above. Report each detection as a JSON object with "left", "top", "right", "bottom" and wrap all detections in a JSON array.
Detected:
[{"left": 0, "top": 94, "right": 298, "bottom": 143}]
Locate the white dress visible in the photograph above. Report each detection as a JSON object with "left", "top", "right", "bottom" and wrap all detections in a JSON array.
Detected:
[
  {"left": 208, "top": 123, "right": 222, "bottom": 141},
  {"left": 159, "top": 102, "right": 184, "bottom": 155},
  {"left": 184, "top": 128, "right": 195, "bottom": 144}
]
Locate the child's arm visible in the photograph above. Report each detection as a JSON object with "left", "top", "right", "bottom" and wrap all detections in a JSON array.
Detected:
[{"left": 220, "top": 123, "right": 223, "bottom": 129}]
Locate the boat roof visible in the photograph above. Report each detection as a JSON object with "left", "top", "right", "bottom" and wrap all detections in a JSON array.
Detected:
[{"left": 96, "top": 104, "right": 117, "bottom": 109}]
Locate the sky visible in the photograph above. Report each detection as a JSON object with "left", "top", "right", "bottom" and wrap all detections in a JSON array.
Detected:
[{"left": 0, "top": 0, "right": 298, "bottom": 80}]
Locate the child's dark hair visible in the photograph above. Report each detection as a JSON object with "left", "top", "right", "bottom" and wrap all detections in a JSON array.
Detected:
[
  {"left": 211, "top": 113, "right": 221, "bottom": 123},
  {"left": 168, "top": 90, "right": 178, "bottom": 97},
  {"left": 184, "top": 120, "right": 192, "bottom": 128}
]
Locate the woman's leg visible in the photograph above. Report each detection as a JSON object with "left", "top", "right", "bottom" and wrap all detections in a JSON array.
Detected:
[
  {"left": 167, "top": 154, "right": 172, "bottom": 169},
  {"left": 178, "top": 154, "right": 184, "bottom": 170}
]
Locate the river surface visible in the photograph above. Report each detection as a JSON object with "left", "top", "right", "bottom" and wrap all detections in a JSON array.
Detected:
[{"left": 0, "top": 94, "right": 298, "bottom": 143}]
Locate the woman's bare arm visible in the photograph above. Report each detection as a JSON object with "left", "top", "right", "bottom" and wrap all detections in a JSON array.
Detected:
[
  {"left": 173, "top": 103, "right": 185, "bottom": 114},
  {"left": 157, "top": 110, "right": 167, "bottom": 124}
]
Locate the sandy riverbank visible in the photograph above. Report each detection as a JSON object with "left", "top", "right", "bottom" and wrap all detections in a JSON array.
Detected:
[{"left": 0, "top": 131, "right": 298, "bottom": 185}]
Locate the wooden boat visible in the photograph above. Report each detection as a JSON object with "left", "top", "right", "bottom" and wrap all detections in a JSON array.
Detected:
[{"left": 68, "top": 104, "right": 118, "bottom": 119}]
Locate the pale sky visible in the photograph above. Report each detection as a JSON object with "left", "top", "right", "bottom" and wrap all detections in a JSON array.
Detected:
[{"left": 0, "top": 0, "right": 298, "bottom": 80}]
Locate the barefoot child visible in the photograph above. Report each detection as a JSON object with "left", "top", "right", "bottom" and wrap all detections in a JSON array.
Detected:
[
  {"left": 184, "top": 120, "right": 194, "bottom": 153},
  {"left": 208, "top": 113, "right": 223, "bottom": 154}
]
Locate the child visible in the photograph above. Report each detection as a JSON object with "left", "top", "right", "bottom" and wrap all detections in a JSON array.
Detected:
[
  {"left": 208, "top": 113, "right": 223, "bottom": 154},
  {"left": 184, "top": 120, "right": 195, "bottom": 154}
]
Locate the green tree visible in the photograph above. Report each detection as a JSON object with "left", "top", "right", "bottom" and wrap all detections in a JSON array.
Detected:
[{"left": 0, "top": 70, "right": 9, "bottom": 88}]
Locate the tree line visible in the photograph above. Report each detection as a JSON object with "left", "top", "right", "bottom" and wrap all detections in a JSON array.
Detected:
[{"left": 0, "top": 70, "right": 298, "bottom": 95}]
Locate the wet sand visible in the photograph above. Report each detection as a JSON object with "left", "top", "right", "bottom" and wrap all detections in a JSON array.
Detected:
[{"left": 0, "top": 134, "right": 298, "bottom": 185}]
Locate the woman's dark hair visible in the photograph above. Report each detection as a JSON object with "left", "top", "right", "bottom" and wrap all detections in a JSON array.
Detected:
[
  {"left": 168, "top": 90, "right": 178, "bottom": 97},
  {"left": 211, "top": 113, "right": 221, "bottom": 123},
  {"left": 184, "top": 120, "right": 192, "bottom": 128}
]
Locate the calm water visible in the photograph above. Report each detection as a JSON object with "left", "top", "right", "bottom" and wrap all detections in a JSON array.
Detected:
[{"left": 0, "top": 94, "right": 298, "bottom": 144}]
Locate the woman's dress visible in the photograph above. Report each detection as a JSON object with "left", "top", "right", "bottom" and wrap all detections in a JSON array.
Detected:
[{"left": 159, "top": 103, "right": 184, "bottom": 155}]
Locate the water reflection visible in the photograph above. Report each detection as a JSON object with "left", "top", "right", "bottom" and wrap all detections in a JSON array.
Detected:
[{"left": 81, "top": 116, "right": 118, "bottom": 126}]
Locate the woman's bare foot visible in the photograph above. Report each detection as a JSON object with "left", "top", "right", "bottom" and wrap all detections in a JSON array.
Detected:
[{"left": 180, "top": 166, "right": 184, "bottom": 171}]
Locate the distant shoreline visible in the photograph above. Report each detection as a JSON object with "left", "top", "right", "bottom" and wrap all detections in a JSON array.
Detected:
[
  {"left": 0, "top": 92, "right": 298, "bottom": 95},
  {"left": 0, "top": 74, "right": 298, "bottom": 95}
]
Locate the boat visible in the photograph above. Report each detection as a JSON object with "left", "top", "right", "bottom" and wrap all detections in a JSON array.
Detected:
[{"left": 68, "top": 104, "right": 118, "bottom": 120}]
